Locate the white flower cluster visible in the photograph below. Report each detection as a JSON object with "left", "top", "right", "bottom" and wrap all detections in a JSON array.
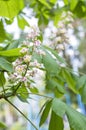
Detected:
[
  {"left": 43, "top": 11, "right": 74, "bottom": 52},
  {"left": 8, "top": 26, "right": 45, "bottom": 87}
]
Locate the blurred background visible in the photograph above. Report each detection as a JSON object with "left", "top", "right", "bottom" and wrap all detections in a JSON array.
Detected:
[{"left": 0, "top": 0, "right": 86, "bottom": 130}]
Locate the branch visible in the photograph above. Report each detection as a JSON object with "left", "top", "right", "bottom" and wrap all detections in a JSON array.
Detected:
[{"left": 5, "top": 98, "right": 39, "bottom": 130}]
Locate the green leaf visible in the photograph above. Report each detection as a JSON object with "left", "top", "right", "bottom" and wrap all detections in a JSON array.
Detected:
[
  {"left": 43, "top": 46, "right": 66, "bottom": 64},
  {"left": 17, "top": 83, "right": 29, "bottom": 102},
  {"left": 42, "top": 50, "right": 60, "bottom": 74},
  {"left": 38, "top": 0, "right": 51, "bottom": 9},
  {"left": 0, "top": 0, "right": 24, "bottom": 18},
  {"left": 39, "top": 100, "right": 51, "bottom": 126},
  {"left": 5, "top": 18, "right": 13, "bottom": 25},
  {"left": 62, "top": 68, "right": 78, "bottom": 93},
  {"left": 17, "top": 15, "right": 29, "bottom": 30},
  {"left": 46, "top": 76, "right": 65, "bottom": 95},
  {"left": 63, "top": 0, "right": 69, "bottom": 5},
  {"left": 0, "top": 48, "right": 22, "bottom": 57},
  {"left": 54, "top": 9, "right": 63, "bottom": 26},
  {"left": 52, "top": 98, "right": 66, "bottom": 117},
  {"left": 7, "top": 40, "right": 19, "bottom": 50},
  {"left": 52, "top": 98, "right": 86, "bottom": 130},
  {"left": 0, "top": 72, "right": 6, "bottom": 87},
  {"left": 70, "top": 0, "right": 78, "bottom": 11},
  {"left": 0, "top": 20, "right": 7, "bottom": 42},
  {"left": 29, "top": 87, "right": 39, "bottom": 94},
  {"left": 38, "top": 100, "right": 50, "bottom": 116},
  {"left": 0, "top": 57, "right": 13, "bottom": 72},
  {"left": 50, "top": 0, "right": 57, "bottom": 4},
  {"left": 73, "top": 1, "right": 86, "bottom": 18},
  {"left": 52, "top": 77, "right": 65, "bottom": 94},
  {"left": 0, "top": 122, "right": 7, "bottom": 128},
  {"left": 76, "top": 75, "right": 86, "bottom": 90},
  {"left": 49, "top": 111, "right": 64, "bottom": 130},
  {"left": 66, "top": 105, "right": 86, "bottom": 130},
  {"left": 80, "top": 84, "right": 86, "bottom": 104}
]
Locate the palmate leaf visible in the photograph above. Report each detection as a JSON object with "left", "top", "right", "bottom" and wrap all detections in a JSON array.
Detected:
[
  {"left": 0, "top": 0, "right": 24, "bottom": 19},
  {"left": 52, "top": 98, "right": 86, "bottom": 130}
]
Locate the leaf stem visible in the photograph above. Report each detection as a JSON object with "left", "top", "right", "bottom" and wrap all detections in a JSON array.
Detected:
[{"left": 5, "top": 98, "right": 38, "bottom": 130}]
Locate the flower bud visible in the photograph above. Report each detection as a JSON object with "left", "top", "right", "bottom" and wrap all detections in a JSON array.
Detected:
[{"left": 20, "top": 47, "right": 28, "bottom": 55}]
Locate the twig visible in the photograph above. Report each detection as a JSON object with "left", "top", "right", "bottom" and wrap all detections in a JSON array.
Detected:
[{"left": 5, "top": 98, "right": 38, "bottom": 130}]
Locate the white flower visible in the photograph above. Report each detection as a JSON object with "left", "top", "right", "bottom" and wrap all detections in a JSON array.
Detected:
[
  {"left": 34, "top": 40, "right": 41, "bottom": 46},
  {"left": 23, "top": 41, "right": 29, "bottom": 46},
  {"left": 15, "top": 65, "right": 26, "bottom": 74},
  {"left": 36, "top": 49, "right": 46, "bottom": 56},
  {"left": 23, "top": 55, "right": 32, "bottom": 63},
  {"left": 60, "top": 28, "right": 66, "bottom": 34},
  {"left": 55, "top": 36, "right": 62, "bottom": 43},
  {"left": 20, "top": 47, "right": 28, "bottom": 55},
  {"left": 30, "top": 60, "right": 41, "bottom": 68}
]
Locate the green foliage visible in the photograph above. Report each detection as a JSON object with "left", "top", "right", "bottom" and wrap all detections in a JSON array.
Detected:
[
  {"left": 49, "top": 111, "right": 64, "bottom": 130},
  {"left": 0, "top": 48, "right": 22, "bottom": 56},
  {"left": 52, "top": 98, "right": 86, "bottom": 130},
  {"left": 17, "top": 15, "right": 29, "bottom": 30},
  {"left": 28, "top": 0, "right": 57, "bottom": 25},
  {"left": 79, "top": 84, "right": 86, "bottom": 104},
  {"left": 63, "top": 0, "right": 69, "bottom": 5},
  {"left": 0, "top": 72, "right": 6, "bottom": 87},
  {"left": 76, "top": 75, "right": 86, "bottom": 103},
  {"left": 42, "top": 50, "right": 60, "bottom": 74},
  {"left": 0, "top": 20, "right": 7, "bottom": 42},
  {"left": 29, "top": 87, "right": 39, "bottom": 93},
  {"left": 0, "top": 122, "right": 7, "bottom": 129},
  {"left": 62, "top": 68, "right": 78, "bottom": 93},
  {"left": 39, "top": 100, "right": 51, "bottom": 126},
  {"left": 17, "top": 83, "right": 29, "bottom": 102},
  {"left": 43, "top": 46, "right": 66, "bottom": 64},
  {"left": 0, "top": 57, "right": 13, "bottom": 72},
  {"left": 0, "top": 0, "right": 24, "bottom": 18},
  {"left": 70, "top": 0, "right": 78, "bottom": 11}
]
